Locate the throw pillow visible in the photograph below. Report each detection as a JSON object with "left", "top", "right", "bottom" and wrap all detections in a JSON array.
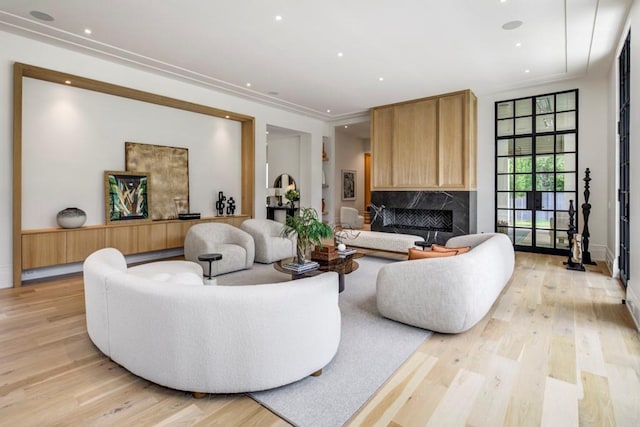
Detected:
[
  {"left": 408, "top": 248, "right": 457, "bottom": 260},
  {"left": 431, "top": 244, "right": 471, "bottom": 254}
]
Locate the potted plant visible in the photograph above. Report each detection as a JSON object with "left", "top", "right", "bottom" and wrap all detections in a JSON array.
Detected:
[
  {"left": 285, "top": 188, "right": 300, "bottom": 210},
  {"left": 282, "top": 207, "right": 333, "bottom": 264}
]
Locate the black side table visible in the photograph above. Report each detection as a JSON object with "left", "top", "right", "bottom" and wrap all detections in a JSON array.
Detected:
[
  {"left": 414, "top": 241, "right": 432, "bottom": 251},
  {"left": 198, "top": 253, "right": 223, "bottom": 281}
]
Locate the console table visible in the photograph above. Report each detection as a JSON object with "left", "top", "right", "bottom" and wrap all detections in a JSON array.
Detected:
[{"left": 266, "top": 206, "right": 297, "bottom": 222}]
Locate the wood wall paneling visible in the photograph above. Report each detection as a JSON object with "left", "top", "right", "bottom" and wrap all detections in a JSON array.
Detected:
[
  {"left": 438, "top": 93, "right": 465, "bottom": 187},
  {"left": 372, "top": 106, "right": 394, "bottom": 188},
  {"left": 393, "top": 99, "right": 438, "bottom": 187}
]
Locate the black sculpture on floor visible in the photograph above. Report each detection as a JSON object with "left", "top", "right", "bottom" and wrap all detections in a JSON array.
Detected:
[
  {"left": 581, "top": 168, "right": 597, "bottom": 265},
  {"left": 215, "top": 191, "right": 226, "bottom": 216},
  {"left": 226, "top": 197, "right": 236, "bottom": 215},
  {"left": 565, "top": 199, "right": 585, "bottom": 271}
]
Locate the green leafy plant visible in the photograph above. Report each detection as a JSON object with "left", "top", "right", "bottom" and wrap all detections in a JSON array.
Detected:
[{"left": 282, "top": 207, "right": 333, "bottom": 264}]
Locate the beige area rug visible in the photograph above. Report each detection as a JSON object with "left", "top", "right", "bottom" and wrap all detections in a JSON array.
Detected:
[{"left": 217, "top": 256, "right": 432, "bottom": 427}]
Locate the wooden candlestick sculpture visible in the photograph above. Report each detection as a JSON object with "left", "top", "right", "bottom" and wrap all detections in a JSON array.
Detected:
[
  {"left": 581, "top": 168, "right": 597, "bottom": 265},
  {"left": 565, "top": 199, "right": 585, "bottom": 271}
]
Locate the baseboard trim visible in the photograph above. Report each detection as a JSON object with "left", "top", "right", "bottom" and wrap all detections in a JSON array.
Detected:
[
  {"left": 0, "top": 264, "right": 12, "bottom": 289},
  {"left": 605, "top": 246, "right": 618, "bottom": 278},
  {"left": 626, "top": 282, "right": 640, "bottom": 333}
]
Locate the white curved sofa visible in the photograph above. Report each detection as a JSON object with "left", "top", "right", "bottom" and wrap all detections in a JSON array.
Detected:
[
  {"left": 376, "top": 233, "right": 514, "bottom": 333},
  {"left": 184, "top": 223, "right": 255, "bottom": 276},
  {"left": 240, "top": 218, "right": 296, "bottom": 263},
  {"left": 83, "top": 248, "right": 341, "bottom": 394}
]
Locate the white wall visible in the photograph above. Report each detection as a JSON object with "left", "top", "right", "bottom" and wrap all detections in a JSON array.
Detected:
[
  {"left": 334, "top": 129, "right": 366, "bottom": 220},
  {"left": 0, "top": 29, "right": 328, "bottom": 288},
  {"left": 476, "top": 75, "right": 610, "bottom": 262},
  {"left": 22, "top": 78, "right": 241, "bottom": 227}
]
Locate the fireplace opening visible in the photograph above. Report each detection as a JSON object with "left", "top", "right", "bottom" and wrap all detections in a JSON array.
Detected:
[{"left": 382, "top": 208, "right": 453, "bottom": 232}]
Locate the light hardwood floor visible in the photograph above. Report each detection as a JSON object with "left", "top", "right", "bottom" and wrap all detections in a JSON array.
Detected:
[{"left": 1, "top": 252, "right": 638, "bottom": 426}]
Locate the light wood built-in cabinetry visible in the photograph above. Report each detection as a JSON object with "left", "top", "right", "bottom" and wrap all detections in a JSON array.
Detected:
[
  {"left": 21, "top": 216, "right": 248, "bottom": 270},
  {"left": 372, "top": 89, "right": 477, "bottom": 190}
]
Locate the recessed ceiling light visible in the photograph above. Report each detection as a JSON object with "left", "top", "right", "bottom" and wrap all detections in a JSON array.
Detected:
[
  {"left": 64, "top": 80, "right": 71, "bottom": 85},
  {"left": 327, "top": 109, "right": 331, "bottom": 113},
  {"left": 29, "top": 10, "right": 54, "bottom": 21},
  {"left": 515, "top": 42, "right": 522, "bottom": 47},
  {"left": 344, "top": 125, "right": 349, "bottom": 129},
  {"left": 379, "top": 77, "right": 384, "bottom": 81},
  {"left": 225, "top": 115, "right": 230, "bottom": 119},
  {"left": 265, "top": 131, "right": 269, "bottom": 134},
  {"left": 502, "top": 20, "right": 523, "bottom": 30},
  {"left": 275, "top": 15, "right": 283, "bottom": 21},
  {"left": 500, "top": 0, "right": 508, "bottom": 3},
  {"left": 246, "top": 82, "right": 251, "bottom": 87},
  {"left": 337, "top": 52, "right": 344, "bottom": 57},
  {"left": 84, "top": 28, "right": 92, "bottom": 35},
  {"left": 524, "top": 69, "right": 531, "bottom": 73}
]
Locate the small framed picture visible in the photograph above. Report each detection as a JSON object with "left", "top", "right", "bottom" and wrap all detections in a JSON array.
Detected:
[
  {"left": 342, "top": 170, "right": 356, "bottom": 201},
  {"left": 104, "top": 171, "right": 151, "bottom": 224}
]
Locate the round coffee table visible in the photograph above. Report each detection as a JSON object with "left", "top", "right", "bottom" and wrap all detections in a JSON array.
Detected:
[
  {"left": 274, "top": 252, "right": 363, "bottom": 293},
  {"left": 198, "top": 253, "right": 222, "bottom": 282}
]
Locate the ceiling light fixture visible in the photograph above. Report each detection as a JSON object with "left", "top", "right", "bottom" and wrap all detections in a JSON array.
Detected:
[
  {"left": 502, "top": 20, "right": 523, "bottom": 30},
  {"left": 275, "top": 15, "right": 283, "bottom": 21},
  {"left": 84, "top": 28, "right": 92, "bottom": 35},
  {"left": 64, "top": 80, "right": 71, "bottom": 85},
  {"left": 337, "top": 52, "right": 344, "bottom": 57},
  {"left": 524, "top": 69, "right": 531, "bottom": 73},
  {"left": 379, "top": 77, "right": 384, "bottom": 81},
  {"left": 515, "top": 42, "right": 522, "bottom": 47},
  {"left": 225, "top": 115, "right": 230, "bottom": 119},
  {"left": 344, "top": 125, "right": 349, "bottom": 128},
  {"left": 29, "top": 10, "right": 54, "bottom": 21},
  {"left": 246, "top": 82, "right": 251, "bottom": 87},
  {"left": 327, "top": 109, "right": 331, "bottom": 113}
]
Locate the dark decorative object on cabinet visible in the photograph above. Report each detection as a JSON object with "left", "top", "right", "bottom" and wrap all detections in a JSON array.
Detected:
[
  {"left": 226, "top": 197, "right": 236, "bottom": 215},
  {"left": 215, "top": 191, "right": 226, "bottom": 216}
]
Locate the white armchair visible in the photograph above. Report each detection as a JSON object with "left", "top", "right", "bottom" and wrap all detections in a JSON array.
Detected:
[
  {"left": 184, "top": 223, "right": 255, "bottom": 276},
  {"left": 340, "top": 206, "right": 364, "bottom": 230},
  {"left": 241, "top": 218, "right": 296, "bottom": 263}
]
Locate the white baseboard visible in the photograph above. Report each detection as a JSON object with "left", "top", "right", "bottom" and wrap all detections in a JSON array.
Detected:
[
  {"left": 605, "top": 246, "right": 619, "bottom": 278},
  {"left": 0, "top": 264, "right": 12, "bottom": 289},
  {"left": 626, "top": 282, "right": 640, "bottom": 332},
  {"left": 21, "top": 248, "right": 184, "bottom": 282}
]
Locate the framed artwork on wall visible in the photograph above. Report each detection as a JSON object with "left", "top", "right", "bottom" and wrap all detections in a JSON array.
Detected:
[
  {"left": 125, "top": 142, "right": 189, "bottom": 220},
  {"left": 104, "top": 171, "right": 151, "bottom": 224},
  {"left": 342, "top": 170, "right": 356, "bottom": 201}
]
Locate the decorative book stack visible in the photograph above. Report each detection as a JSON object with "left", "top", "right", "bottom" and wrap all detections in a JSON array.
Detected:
[
  {"left": 311, "top": 245, "right": 337, "bottom": 261},
  {"left": 282, "top": 260, "right": 320, "bottom": 273}
]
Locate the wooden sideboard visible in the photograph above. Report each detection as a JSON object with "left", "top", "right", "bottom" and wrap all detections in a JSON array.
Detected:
[
  {"left": 21, "top": 215, "right": 248, "bottom": 270},
  {"left": 371, "top": 89, "right": 477, "bottom": 190}
]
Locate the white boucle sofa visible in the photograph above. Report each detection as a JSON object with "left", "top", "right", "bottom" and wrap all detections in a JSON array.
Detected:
[
  {"left": 337, "top": 230, "right": 423, "bottom": 253},
  {"left": 83, "top": 248, "right": 341, "bottom": 394},
  {"left": 376, "top": 233, "right": 514, "bottom": 333}
]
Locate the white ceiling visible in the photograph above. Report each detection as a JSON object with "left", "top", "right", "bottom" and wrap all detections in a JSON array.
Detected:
[{"left": 0, "top": 0, "right": 632, "bottom": 121}]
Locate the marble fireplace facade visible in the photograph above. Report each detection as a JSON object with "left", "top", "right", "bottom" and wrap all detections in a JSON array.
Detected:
[{"left": 370, "top": 191, "right": 477, "bottom": 245}]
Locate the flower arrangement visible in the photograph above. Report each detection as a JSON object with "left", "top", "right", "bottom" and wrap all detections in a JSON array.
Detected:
[{"left": 285, "top": 188, "right": 300, "bottom": 208}]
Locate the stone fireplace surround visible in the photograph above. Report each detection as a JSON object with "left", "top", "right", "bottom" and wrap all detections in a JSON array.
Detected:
[{"left": 370, "top": 191, "right": 477, "bottom": 246}]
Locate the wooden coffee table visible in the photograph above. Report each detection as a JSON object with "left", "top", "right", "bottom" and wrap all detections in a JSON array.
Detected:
[{"left": 274, "top": 252, "right": 364, "bottom": 293}]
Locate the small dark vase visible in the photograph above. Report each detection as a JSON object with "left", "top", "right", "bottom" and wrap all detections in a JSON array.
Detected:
[{"left": 57, "top": 207, "right": 87, "bottom": 228}]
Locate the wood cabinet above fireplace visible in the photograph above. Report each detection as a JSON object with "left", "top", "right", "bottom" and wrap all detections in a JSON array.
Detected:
[{"left": 371, "top": 89, "right": 477, "bottom": 190}]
